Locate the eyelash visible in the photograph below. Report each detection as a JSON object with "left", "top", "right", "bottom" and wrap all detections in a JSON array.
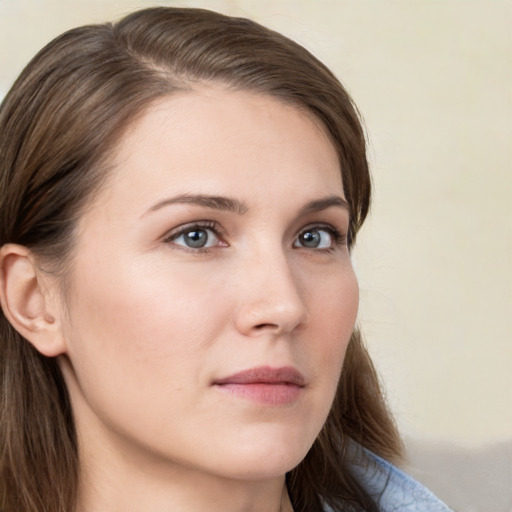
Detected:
[
  {"left": 162, "top": 221, "right": 347, "bottom": 253},
  {"left": 296, "top": 224, "right": 347, "bottom": 252},
  {"left": 162, "top": 221, "right": 224, "bottom": 253}
]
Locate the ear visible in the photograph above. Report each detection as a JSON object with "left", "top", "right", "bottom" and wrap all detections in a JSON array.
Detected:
[{"left": 0, "top": 244, "right": 66, "bottom": 357}]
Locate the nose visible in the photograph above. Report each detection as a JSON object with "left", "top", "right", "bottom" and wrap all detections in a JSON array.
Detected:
[{"left": 233, "top": 250, "right": 309, "bottom": 337}]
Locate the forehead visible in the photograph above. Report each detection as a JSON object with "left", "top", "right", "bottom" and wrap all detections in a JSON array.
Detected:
[{"left": 95, "top": 87, "right": 343, "bottom": 213}]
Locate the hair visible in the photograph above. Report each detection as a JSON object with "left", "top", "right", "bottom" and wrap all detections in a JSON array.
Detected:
[{"left": 0, "top": 7, "right": 403, "bottom": 512}]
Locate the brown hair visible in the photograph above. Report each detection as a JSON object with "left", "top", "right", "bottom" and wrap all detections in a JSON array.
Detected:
[{"left": 0, "top": 7, "right": 402, "bottom": 512}]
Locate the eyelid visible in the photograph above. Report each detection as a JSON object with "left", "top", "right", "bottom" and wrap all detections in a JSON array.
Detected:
[
  {"left": 162, "top": 221, "right": 228, "bottom": 250},
  {"left": 294, "top": 223, "right": 347, "bottom": 249}
]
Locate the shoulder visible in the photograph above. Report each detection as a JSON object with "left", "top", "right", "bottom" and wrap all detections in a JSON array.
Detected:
[{"left": 349, "top": 448, "right": 454, "bottom": 512}]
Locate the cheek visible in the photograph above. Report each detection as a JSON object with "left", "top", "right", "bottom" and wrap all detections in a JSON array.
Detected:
[
  {"left": 309, "top": 263, "right": 359, "bottom": 345},
  {"left": 298, "top": 262, "right": 358, "bottom": 394},
  {"left": 62, "top": 258, "right": 228, "bottom": 405},
  {"left": 316, "top": 267, "right": 358, "bottom": 384},
  {"left": 61, "top": 261, "right": 234, "bottom": 455},
  {"left": 70, "top": 255, "right": 225, "bottom": 345}
]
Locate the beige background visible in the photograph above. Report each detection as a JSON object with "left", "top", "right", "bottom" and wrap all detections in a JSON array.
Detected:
[{"left": 1, "top": 0, "right": 511, "bottom": 508}]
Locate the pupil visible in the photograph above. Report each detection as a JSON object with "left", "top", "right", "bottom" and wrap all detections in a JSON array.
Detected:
[
  {"left": 302, "top": 230, "right": 320, "bottom": 248},
  {"left": 185, "top": 229, "right": 207, "bottom": 248}
]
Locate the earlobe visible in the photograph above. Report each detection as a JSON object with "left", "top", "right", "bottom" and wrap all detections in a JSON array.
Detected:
[{"left": 0, "top": 244, "right": 66, "bottom": 357}]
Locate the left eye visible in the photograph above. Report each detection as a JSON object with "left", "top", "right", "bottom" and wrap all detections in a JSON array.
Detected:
[
  {"left": 294, "top": 227, "right": 334, "bottom": 249},
  {"left": 170, "top": 227, "right": 222, "bottom": 249}
]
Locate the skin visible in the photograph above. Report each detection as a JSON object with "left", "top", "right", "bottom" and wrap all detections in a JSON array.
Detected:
[{"left": 52, "top": 87, "right": 359, "bottom": 512}]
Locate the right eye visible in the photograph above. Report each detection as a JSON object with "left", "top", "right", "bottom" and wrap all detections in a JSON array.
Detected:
[{"left": 165, "top": 223, "right": 227, "bottom": 250}]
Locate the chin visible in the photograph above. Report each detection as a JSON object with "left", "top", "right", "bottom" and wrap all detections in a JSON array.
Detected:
[
  {"left": 218, "top": 453, "right": 305, "bottom": 481},
  {"left": 209, "top": 425, "right": 317, "bottom": 481}
]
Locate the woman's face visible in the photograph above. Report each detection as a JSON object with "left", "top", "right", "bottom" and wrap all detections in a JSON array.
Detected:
[{"left": 59, "top": 88, "right": 358, "bottom": 481}]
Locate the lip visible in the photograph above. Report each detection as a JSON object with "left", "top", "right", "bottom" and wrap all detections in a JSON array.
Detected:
[{"left": 212, "top": 366, "right": 305, "bottom": 406}]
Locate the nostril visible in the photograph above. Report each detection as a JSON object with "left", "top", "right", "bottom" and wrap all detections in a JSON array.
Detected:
[{"left": 254, "top": 323, "right": 278, "bottom": 331}]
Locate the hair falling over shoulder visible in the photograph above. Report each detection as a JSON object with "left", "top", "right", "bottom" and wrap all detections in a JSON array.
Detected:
[{"left": 0, "top": 7, "right": 402, "bottom": 512}]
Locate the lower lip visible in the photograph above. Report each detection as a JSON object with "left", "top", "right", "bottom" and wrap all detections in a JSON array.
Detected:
[{"left": 215, "top": 383, "right": 303, "bottom": 406}]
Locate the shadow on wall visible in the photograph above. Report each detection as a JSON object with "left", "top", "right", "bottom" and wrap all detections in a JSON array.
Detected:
[{"left": 405, "top": 438, "right": 512, "bottom": 512}]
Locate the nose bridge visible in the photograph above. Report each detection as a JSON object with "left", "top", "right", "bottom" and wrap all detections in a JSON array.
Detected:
[{"left": 234, "top": 242, "right": 308, "bottom": 336}]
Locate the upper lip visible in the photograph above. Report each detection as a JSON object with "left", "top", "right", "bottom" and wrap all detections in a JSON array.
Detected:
[{"left": 213, "top": 366, "right": 306, "bottom": 387}]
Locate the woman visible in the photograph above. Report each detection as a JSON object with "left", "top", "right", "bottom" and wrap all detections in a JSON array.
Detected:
[{"left": 0, "top": 7, "right": 451, "bottom": 512}]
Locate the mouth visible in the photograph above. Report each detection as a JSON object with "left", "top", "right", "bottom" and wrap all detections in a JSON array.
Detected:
[{"left": 212, "top": 366, "right": 306, "bottom": 406}]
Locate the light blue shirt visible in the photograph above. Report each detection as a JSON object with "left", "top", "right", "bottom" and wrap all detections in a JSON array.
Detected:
[{"left": 326, "top": 449, "right": 453, "bottom": 512}]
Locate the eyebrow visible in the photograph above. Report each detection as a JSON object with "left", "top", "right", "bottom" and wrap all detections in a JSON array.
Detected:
[
  {"left": 143, "top": 193, "right": 350, "bottom": 217},
  {"left": 297, "top": 195, "right": 351, "bottom": 216},
  {"left": 144, "top": 194, "right": 249, "bottom": 216}
]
